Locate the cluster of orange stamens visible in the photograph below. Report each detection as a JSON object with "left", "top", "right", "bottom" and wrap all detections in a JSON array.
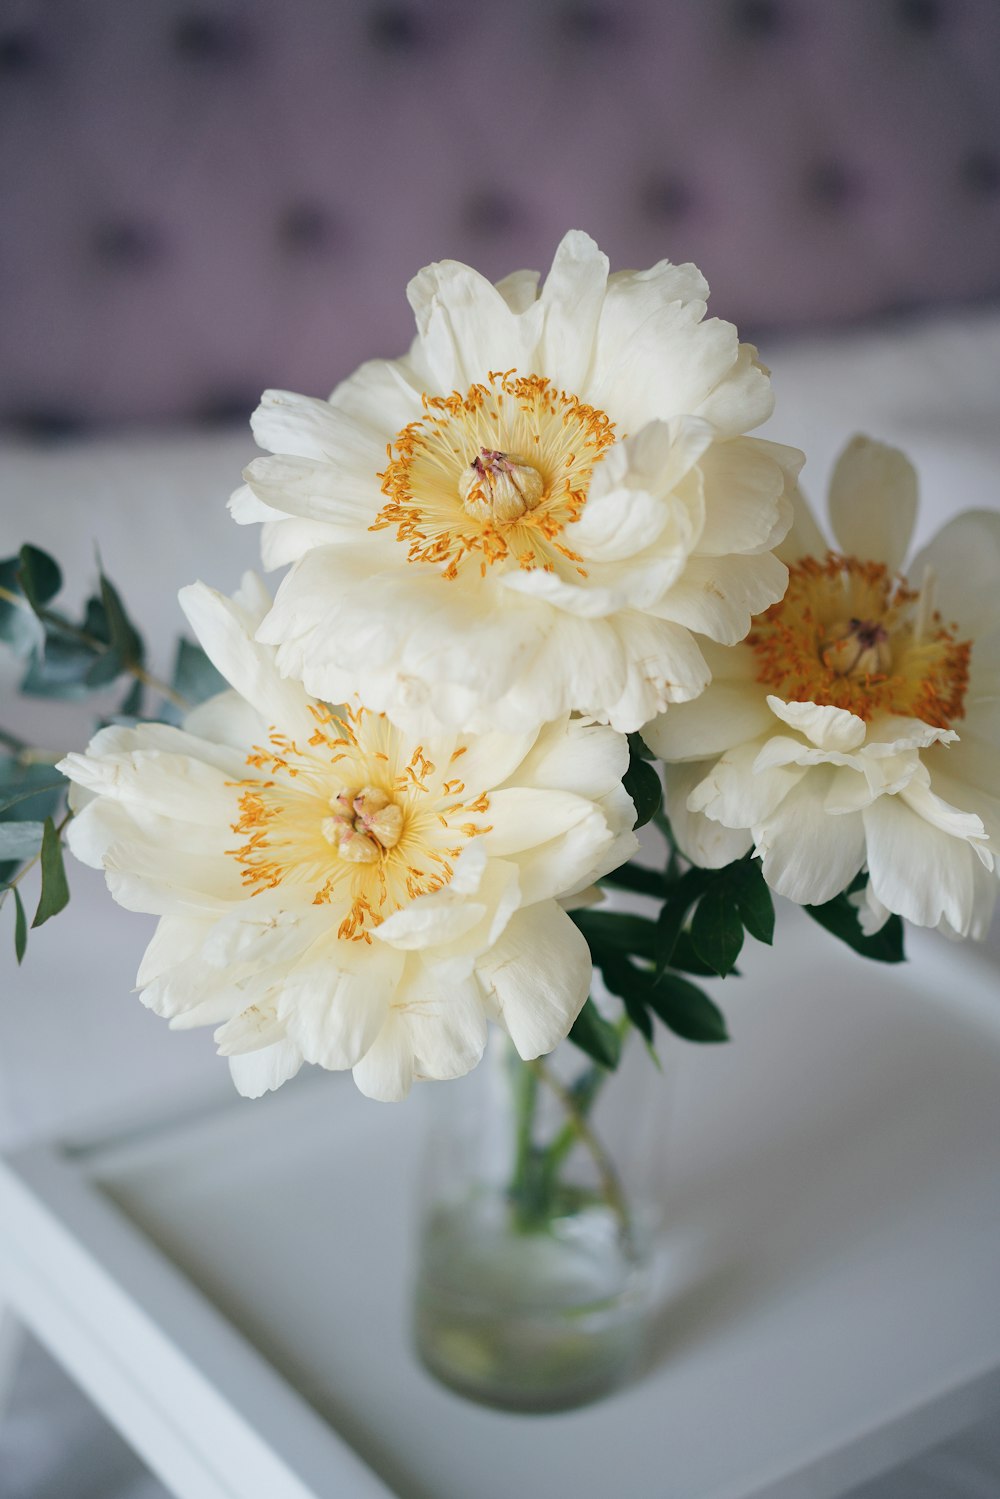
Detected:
[
  {"left": 226, "top": 708, "right": 494, "bottom": 942},
  {"left": 371, "top": 369, "right": 615, "bottom": 581},
  {"left": 748, "top": 552, "right": 971, "bottom": 728}
]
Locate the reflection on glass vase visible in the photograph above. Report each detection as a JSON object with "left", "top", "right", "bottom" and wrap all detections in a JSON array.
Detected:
[{"left": 412, "top": 1027, "right": 668, "bottom": 1412}]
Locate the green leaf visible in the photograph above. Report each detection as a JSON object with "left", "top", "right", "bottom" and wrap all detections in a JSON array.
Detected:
[
  {"left": 31, "top": 818, "right": 70, "bottom": 928},
  {"left": 17, "top": 545, "right": 62, "bottom": 612},
  {"left": 648, "top": 972, "right": 729, "bottom": 1043},
  {"left": 666, "top": 930, "right": 720, "bottom": 977},
  {"left": 13, "top": 887, "right": 27, "bottom": 964},
  {"left": 690, "top": 882, "right": 745, "bottom": 976},
  {"left": 594, "top": 953, "right": 655, "bottom": 1043},
  {"left": 572, "top": 909, "right": 658, "bottom": 961},
  {"left": 0, "top": 821, "right": 45, "bottom": 860},
  {"left": 805, "top": 890, "right": 906, "bottom": 964},
  {"left": 96, "top": 569, "right": 144, "bottom": 673},
  {"left": 172, "top": 636, "right": 226, "bottom": 708},
  {"left": 622, "top": 745, "right": 662, "bottom": 830},
  {"left": 733, "top": 858, "right": 775, "bottom": 945},
  {"left": 0, "top": 761, "right": 67, "bottom": 818},
  {"left": 626, "top": 731, "right": 654, "bottom": 761},
  {"left": 0, "top": 556, "right": 40, "bottom": 655},
  {"left": 21, "top": 637, "right": 101, "bottom": 699},
  {"left": 598, "top": 860, "right": 664, "bottom": 899},
  {"left": 568, "top": 998, "right": 622, "bottom": 1070},
  {"left": 118, "top": 675, "right": 145, "bottom": 717},
  {"left": 653, "top": 866, "right": 712, "bottom": 973}
]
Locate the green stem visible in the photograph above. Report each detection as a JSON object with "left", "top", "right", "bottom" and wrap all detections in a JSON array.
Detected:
[{"left": 527, "top": 1057, "right": 635, "bottom": 1256}]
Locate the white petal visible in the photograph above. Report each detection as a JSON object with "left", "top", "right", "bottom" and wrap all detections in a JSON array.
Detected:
[
  {"left": 694, "top": 343, "right": 775, "bottom": 437},
  {"left": 352, "top": 1011, "right": 414, "bottom": 1102},
  {"left": 643, "top": 671, "right": 772, "bottom": 762},
  {"left": 863, "top": 795, "right": 979, "bottom": 933},
  {"left": 277, "top": 956, "right": 396, "bottom": 1070},
  {"left": 494, "top": 268, "right": 540, "bottom": 313},
  {"left": 179, "top": 581, "right": 315, "bottom": 738},
  {"left": 507, "top": 715, "right": 629, "bottom": 801},
  {"left": 688, "top": 738, "right": 802, "bottom": 827},
  {"left": 537, "top": 230, "right": 609, "bottom": 390},
  {"left": 665, "top": 761, "right": 754, "bottom": 868},
  {"left": 476, "top": 902, "right": 592, "bottom": 1059},
  {"left": 182, "top": 690, "right": 265, "bottom": 753},
  {"left": 229, "top": 1038, "right": 304, "bottom": 1099},
  {"left": 695, "top": 437, "right": 795, "bottom": 556},
  {"left": 407, "top": 259, "right": 530, "bottom": 390},
  {"left": 827, "top": 436, "right": 917, "bottom": 573},
  {"left": 215, "top": 1000, "right": 287, "bottom": 1055},
  {"left": 766, "top": 696, "right": 867, "bottom": 752},
  {"left": 394, "top": 962, "right": 489, "bottom": 1081},
  {"left": 656, "top": 551, "right": 788, "bottom": 644},
  {"left": 910, "top": 510, "right": 1000, "bottom": 639},
  {"left": 776, "top": 481, "right": 828, "bottom": 564},
  {"left": 242, "top": 454, "right": 381, "bottom": 530},
  {"left": 756, "top": 769, "right": 867, "bottom": 905}
]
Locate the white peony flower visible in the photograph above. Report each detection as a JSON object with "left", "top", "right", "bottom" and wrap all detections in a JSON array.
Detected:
[
  {"left": 645, "top": 437, "right": 1000, "bottom": 939},
  {"left": 230, "top": 230, "right": 802, "bottom": 735},
  {"left": 59, "top": 576, "right": 637, "bottom": 1101}
]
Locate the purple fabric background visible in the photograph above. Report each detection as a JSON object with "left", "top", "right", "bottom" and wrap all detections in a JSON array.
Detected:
[{"left": 2, "top": 0, "right": 1000, "bottom": 428}]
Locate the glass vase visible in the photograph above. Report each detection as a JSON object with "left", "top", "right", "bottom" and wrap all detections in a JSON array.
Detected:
[{"left": 411, "top": 1028, "right": 668, "bottom": 1412}]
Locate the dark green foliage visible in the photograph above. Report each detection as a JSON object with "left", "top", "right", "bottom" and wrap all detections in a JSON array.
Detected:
[
  {"left": 805, "top": 880, "right": 905, "bottom": 963},
  {"left": 31, "top": 818, "right": 70, "bottom": 928},
  {"left": 567, "top": 998, "right": 622, "bottom": 1070},
  {"left": 172, "top": 637, "right": 226, "bottom": 707},
  {"left": 622, "top": 735, "right": 662, "bottom": 829}
]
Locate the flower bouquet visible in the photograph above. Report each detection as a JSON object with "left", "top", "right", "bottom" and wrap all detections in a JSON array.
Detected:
[{"left": 3, "top": 233, "right": 998, "bottom": 1411}]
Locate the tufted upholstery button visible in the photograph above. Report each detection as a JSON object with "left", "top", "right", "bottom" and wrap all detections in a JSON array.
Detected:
[
  {"left": 962, "top": 152, "right": 1000, "bottom": 196},
  {"left": 896, "top": 0, "right": 943, "bottom": 32},
  {"left": 172, "top": 13, "right": 249, "bottom": 63},
  {"left": 278, "top": 204, "right": 337, "bottom": 253},
  {"left": 642, "top": 176, "right": 695, "bottom": 222},
  {"left": 804, "top": 161, "right": 857, "bottom": 210},
  {"left": 0, "top": 31, "right": 43, "bottom": 72},
  {"left": 464, "top": 189, "right": 522, "bottom": 236},
  {"left": 559, "top": 5, "right": 620, "bottom": 42},
  {"left": 93, "top": 221, "right": 164, "bottom": 269},
  {"left": 12, "top": 410, "right": 87, "bottom": 443},
  {"left": 731, "top": 0, "right": 783, "bottom": 38},
  {"left": 368, "top": 7, "right": 424, "bottom": 52}
]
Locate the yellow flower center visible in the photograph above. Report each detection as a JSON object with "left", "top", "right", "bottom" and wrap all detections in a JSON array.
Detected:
[
  {"left": 747, "top": 552, "right": 971, "bottom": 728},
  {"left": 225, "top": 705, "right": 492, "bottom": 941},
  {"left": 371, "top": 369, "right": 617, "bottom": 581}
]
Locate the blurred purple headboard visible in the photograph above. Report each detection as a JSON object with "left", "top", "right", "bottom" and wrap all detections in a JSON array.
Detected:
[{"left": 3, "top": 0, "right": 1000, "bottom": 428}]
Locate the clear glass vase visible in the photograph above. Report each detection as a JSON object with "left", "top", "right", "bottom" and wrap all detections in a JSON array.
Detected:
[{"left": 411, "top": 1028, "right": 668, "bottom": 1412}]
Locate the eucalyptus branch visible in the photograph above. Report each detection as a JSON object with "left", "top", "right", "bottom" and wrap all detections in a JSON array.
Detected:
[
  {"left": 4, "top": 808, "right": 72, "bottom": 894},
  {"left": 0, "top": 583, "right": 189, "bottom": 712}
]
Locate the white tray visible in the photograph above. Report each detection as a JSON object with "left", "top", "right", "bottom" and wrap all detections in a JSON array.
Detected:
[{"left": 2, "top": 908, "right": 1000, "bottom": 1499}]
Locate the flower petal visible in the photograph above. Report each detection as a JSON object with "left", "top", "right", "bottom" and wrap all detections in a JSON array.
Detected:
[
  {"left": 476, "top": 901, "right": 592, "bottom": 1059},
  {"left": 827, "top": 435, "right": 917, "bottom": 573},
  {"left": 755, "top": 768, "right": 867, "bottom": 905}
]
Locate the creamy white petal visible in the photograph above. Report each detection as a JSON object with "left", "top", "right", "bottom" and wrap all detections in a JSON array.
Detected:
[
  {"left": 351, "top": 1011, "right": 415, "bottom": 1102},
  {"left": 766, "top": 697, "right": 868, "bottom": 752},
  {"left": 643, "top": 672, "right": 772, "bottom": 761},
  {"left": 229, "top": 1039, "right": 304, "bottom": 1099},
  {"left": 827, "top": 436, "right": 917, "bottom": 573},
  {"left": 755, "top": 769, "right": 867, "bottom": 904},
  {"left": 863, "top": 795, "right": 979, "bottom": 933},
  {"left": 536, "top": 230, "right": 608, "bottom": 391},
  {"left": 277, "top": 958, "right": 396, "bottom": 1070},
  {"left": 180, "top": 581, "right": 315, "bottom": 739},
  {"left": 665, "top": 760, "right": 754, "bottom": 868},
  {"left": 476, "top": 902, "right": 592, "bottom": 1060},
  {"left": 655, "top": 551, "right": 788, "bottom": 644}
]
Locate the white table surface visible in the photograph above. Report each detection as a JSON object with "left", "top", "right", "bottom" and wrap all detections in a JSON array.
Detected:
[{"left": 2, "top": 908, "right": 999, "bottom": 1499}]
